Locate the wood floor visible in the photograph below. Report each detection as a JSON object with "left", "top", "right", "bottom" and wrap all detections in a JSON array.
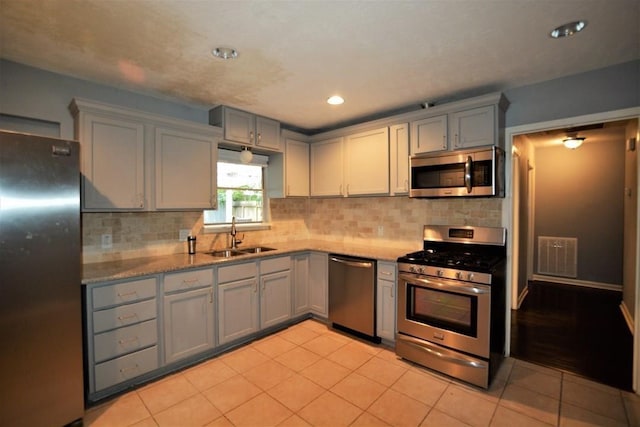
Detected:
[{"left": 510, "top": 280, "right": 633, "bottom": 391}]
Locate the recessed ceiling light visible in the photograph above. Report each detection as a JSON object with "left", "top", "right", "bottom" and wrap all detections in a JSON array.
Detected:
[
  {"left": 549, "top": 20, "right": 587, "bottom": 38},
  {"left": 327, "top": 95, "right": 344, "bottom": 105},
  {"left": 212, "top": 47, "right": 238, "bottom": 60}
]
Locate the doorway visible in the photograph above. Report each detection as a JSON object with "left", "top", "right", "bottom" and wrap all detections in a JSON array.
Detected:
[{"left": 506, "top": 110, "right": 640, "bottom": 392}]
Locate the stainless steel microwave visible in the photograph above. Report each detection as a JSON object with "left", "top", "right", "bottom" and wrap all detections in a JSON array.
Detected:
[{"left": 409, "top": 146, "right": 505, "bottom": 198}]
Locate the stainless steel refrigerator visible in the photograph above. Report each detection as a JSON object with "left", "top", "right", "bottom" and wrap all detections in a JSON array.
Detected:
[{"left": 0, "top": 130, "right": 84, "bottom": 426}]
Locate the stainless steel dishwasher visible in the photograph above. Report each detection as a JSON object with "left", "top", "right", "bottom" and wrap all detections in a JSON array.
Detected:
[{"left": 328, "top": 254, "right": 379, "bottom": 342}]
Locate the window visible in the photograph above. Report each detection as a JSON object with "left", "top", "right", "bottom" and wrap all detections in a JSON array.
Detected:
[{"left": 204, "top": 149, "right": 267, "bottom": 225}]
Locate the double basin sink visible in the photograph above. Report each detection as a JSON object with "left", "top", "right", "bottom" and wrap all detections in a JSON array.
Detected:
[{"left": 206, "top": 246, "right": 276, "bottom": 258}]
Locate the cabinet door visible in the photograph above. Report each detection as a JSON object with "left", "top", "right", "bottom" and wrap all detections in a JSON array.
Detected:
[
  {"left": 292, "top": 254, "right": 310, "bottom": 315},
  {"left": 255, "top": 116, "right": 281, "bottom": 151},
  {"left": 285, "top": 139, "right": 310, "bottom": 197},
  {"left": 308, "top": 252, "right": 328, "bottom": 317},
  {"left": 410, "top": 115, "right": 447, "bottom": 154},
  {"left": 449, "top": 105, "right": 495, "bottom": 149},
  {"left": 80, "top": 113, "right": 145, "bottom": 210},
  {"left": 344, "top": 127, "right": 389, "bottom": 196},
  {"left": 376, "top": 279, "right": 396, "bottom": 341},
  {"left": 389, "top": 123, "right": 409, "bottom": 195},
  {"left": 310, "top": 137, "right": 343, "bottom": 197},
  {"left": 164, "top": 287, "right": 214, "bottom": 364},
  {"left": 155, "top": 128, "right": 217, "bottom": 209},
  {"left": 218, "top": 278, "right": 259, "bottom": 345},
  {"left": 224, "top": 108, "right": 255, "bottom": 145},
  {"left": 260, "top": 270, "right": 292, "bottom": 329}
]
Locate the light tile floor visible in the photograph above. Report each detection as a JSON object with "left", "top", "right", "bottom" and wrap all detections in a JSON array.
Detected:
[{"left": 85, "top": 319, "right": 640, "bottom": 427}]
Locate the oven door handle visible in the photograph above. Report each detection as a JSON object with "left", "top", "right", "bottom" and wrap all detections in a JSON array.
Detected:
[
  {"left": 399, "top": 274, "right": 489, "bottom": 295},
  {"left": 464, "top": 155, "right": 473, "bottom": 193},
  {"left": 400, "top": 335, "right": 487, "bottom": 369}
]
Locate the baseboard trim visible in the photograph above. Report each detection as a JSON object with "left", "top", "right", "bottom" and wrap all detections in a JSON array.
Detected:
[
  {"left": 532, "top": 274, "right": 622, "bottom": 292},
  {"left": 620, "top": 301, "right": 635, "bottom": 335},
  {"left": 516, "top": 286, "right": 529, "bottom": 309}
]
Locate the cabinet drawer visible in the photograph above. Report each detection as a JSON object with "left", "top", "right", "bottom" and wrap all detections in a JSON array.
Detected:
[
  {"left": 164, "top": 268, "right": 213, "bottom": 293},
  {"left": 92, "top": 277, "right": 157, "bottom": 309},
  {"left": 260, "top": 256, "right": 290, "bottom": 275},
  {"left": 94, "top": 319, "right": 158, "bottom": 363},
  {"left": 377, "top": 262, "right": 396, "bottom": 281},
  {"left": 218, "top": 261, "right": 257, "bottom": 284},
  {"left": 94, "top": 345, "right": 158, "bottom": 392},
  {"left": 93, "top": 299, "right": 157, "bottom": 333}
]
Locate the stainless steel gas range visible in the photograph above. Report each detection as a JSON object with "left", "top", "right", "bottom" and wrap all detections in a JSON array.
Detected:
[{"left": 395, "top": 225, "right": 507, "bottom": 389}]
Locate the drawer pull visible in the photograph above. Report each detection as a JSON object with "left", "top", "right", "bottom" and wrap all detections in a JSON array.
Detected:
[
  {"left": 118, "top": 336, "right": 140, "bottom": 346},
  {"left": 117, "top": 291, "right": 138, "bottom": 299},
  {"left": 119, "top": 364, "right": 139, "bottom": 374},
  {"left": 117, "top": 313, "right": 139, "bottom": 322},
  {"left": 181, "top": 278, "right": 200, "bottom": 287},
  {"left": 380, "top": 271, "right": 393, "bottom": 276}
]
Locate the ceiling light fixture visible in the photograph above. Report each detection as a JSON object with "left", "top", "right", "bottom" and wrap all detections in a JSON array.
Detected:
[
  {"left": 327, "top": 95, "right": 344, "bottom": 105},
  {"left": 563, "top": 136, "right": 585, "bottom": 149},
  {"left": 549, "top": 20, "right": 587, "bottom": 38},
  {"left": 239, "top": 146, "right": 253, "bottom": 163},
  {"left": 212, "top": 47, "right": 238, "bottom": 60}
]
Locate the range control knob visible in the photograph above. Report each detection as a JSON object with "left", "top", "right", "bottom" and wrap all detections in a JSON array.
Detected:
[
  {"left": 418, "top": 267, "right": 425, "bottom": 274},
  {"left": 455, "top": 271, "right": 463, "bottom": 280},
  {"left": 468, "top": 273, "right": 475, "bottom": 282},
  {"left": 437, "top": 269, "right": 444, "bottom": 277},
  {"left": 409, "top": 266, "right": 416, "bottom": 273}
]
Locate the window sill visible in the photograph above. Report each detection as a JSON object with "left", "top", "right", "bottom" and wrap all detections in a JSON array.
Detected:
[{"left": 203, "top": 223, "right": 272, "bottom": 234}]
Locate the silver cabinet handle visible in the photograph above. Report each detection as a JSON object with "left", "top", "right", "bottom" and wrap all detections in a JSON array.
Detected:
[
  {"left": 249, "top": 131, "right": 254, "bottom": 143},
  {"left": 117, "top": 313, "right": 139, "bottom": 322}
]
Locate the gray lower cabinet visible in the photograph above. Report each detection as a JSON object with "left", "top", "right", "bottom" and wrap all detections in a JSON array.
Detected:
[
  {"left": 164, "top": 287, "right": 215, "bottom": 364},
  {"left": 292, "top": 253, "right": 310, "bottom": 315},
  {"left": 217, "top": 261, "right": 259, "bottom": 345},
  {"left": 260, "top": 256, "right": 292, "bottom": 329},
  {"left": 85, "top": 276, "right": 160, "bottom": 399},
  {"left": 309, "top": 252, "right": 328, "bottom": 317},
  {"left": 163, "top": 268, "right": 215, "bottom": 364},
  {"left": 376, "top": 261, "right": 397, "bottom": 342},
  {"left": 217, "top": 256, "right": 292, "bottom": 345}
]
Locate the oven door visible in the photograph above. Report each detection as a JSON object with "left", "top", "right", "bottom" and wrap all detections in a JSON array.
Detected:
[{"left": 397, "top": 272, "right": 491, "bottom": 358}]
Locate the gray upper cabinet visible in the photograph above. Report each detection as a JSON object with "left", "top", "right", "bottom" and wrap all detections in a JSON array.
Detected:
[
  {"left": 409, "top": 93, "right": 508, "bottom": 155},
  {"left": 70, "top": 98, "right": 221, "bottom": 212},
  {"left": 209, "top": 106, "right": 281, "bottom": 152},
  {"left": 410, "top": 115, "right": 448, "bottom": 155},
  {"left": 449, "top": 105, "right": 495, "bottom": 149}
]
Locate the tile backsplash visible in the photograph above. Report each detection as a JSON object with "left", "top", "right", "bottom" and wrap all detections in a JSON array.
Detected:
[{"left": 82, "top": 196, "right": 504, "bottom": 263}]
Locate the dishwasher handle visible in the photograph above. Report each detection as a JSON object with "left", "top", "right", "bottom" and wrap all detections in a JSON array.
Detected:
[{"left": 330, "top": 256, "right": 373, "bottom": 269}]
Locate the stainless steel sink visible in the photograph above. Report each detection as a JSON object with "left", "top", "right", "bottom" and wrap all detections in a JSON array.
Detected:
[
  {"left": 239, "top": 246, "right": 276, "bottom": 254},
  {"left": 206, "top": 249, "right": 246, "bottom": 258}
]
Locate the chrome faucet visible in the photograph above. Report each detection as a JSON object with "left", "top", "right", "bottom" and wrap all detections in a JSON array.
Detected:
[{"left": 230, "top": 216, "right": 242, "bottom": 249}]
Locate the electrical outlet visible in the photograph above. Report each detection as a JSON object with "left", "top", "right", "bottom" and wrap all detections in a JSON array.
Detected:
[
  {"left": 377, "top": 225, "right": 384, "bottom": 237},
  {"left": 179, "top": 229, "right": 191, "bottom": 241},
  {"left": 101, "top": 234, "right": 112, "bottom": 249}
]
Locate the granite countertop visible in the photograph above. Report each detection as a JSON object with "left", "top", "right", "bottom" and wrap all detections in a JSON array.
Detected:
[{"left": 82, "top": 239, "right": 415, "bottom": 284}]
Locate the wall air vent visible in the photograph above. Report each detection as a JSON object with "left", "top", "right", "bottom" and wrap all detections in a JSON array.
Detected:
[{"left": 537, "top": 236, "right": 578, "bottom": 278}]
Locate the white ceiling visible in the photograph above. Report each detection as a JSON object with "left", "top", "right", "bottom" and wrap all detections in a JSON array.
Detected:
[{"left": 1, "top": 0, "right": 638, "bottom": 133}]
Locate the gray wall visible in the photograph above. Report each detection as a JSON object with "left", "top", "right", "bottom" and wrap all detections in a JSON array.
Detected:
[
  {"left": 534, "top": 137, "right": 625, "bottom": 285},
  {"left": 504, "top": 60, "right": 639, "bottom": 128},
  {"left": 0, "top": 59, "right": 210, "bottom": 140}
]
